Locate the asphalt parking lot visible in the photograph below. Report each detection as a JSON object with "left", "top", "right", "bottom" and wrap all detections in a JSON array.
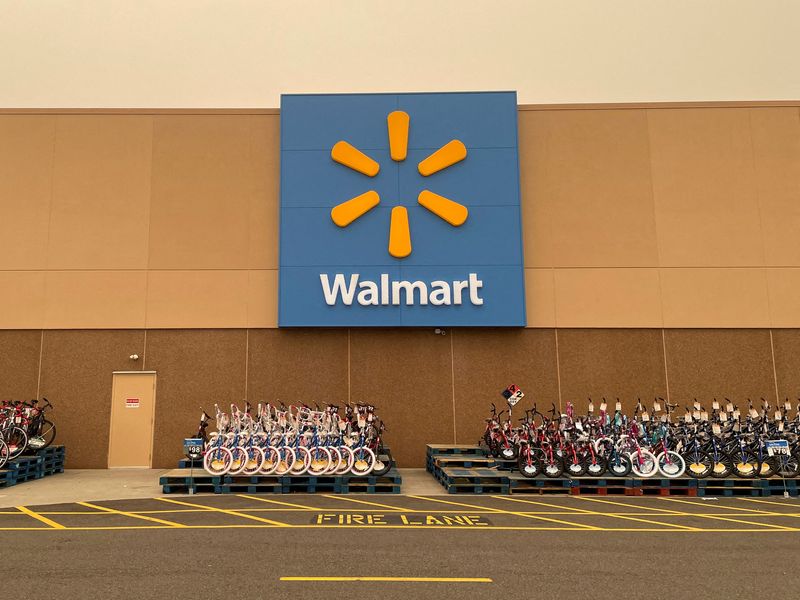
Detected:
[{"left": 3, "top": 494, "right": 799, "bottom": 599}]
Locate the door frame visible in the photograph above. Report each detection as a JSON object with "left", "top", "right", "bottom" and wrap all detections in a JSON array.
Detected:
[{"left": 108, "top": 370, "right": 158, "bottom": 468}]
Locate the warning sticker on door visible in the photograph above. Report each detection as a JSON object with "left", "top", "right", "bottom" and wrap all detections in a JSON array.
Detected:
[{"left": 125, "top": 398, "right": 140, "bottom": 408}]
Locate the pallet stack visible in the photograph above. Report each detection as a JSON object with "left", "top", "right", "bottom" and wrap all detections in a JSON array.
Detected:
[
  {"left": 0, "top": 445, "right": 66, "bottom": 489},
  {"left": 161, "top": 449, "right": 402, "bottom": 494},
  {"left": 426, "top": 444, "right": 799, "bottom": 496}
]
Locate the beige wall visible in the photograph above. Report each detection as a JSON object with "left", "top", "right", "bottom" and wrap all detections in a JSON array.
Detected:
[
  {"left": 1, "top": 104, "right": 799, "bottom": 329},
  {"left": 1, "top": 1, "right": 798, "bottom": 107}
]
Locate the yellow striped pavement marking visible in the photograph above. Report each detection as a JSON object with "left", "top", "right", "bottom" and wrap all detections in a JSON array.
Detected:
[
  {"left": 16, "top": 506, "right": 65, "bottom": 529},
  {"left": 79, "top": 501, "right": 186, "bottom": 528},
  {"left": 406, "top": 494, "right": 600, "bottom": 530},
  {"left": 237, "top": 495, "right": 319, "bottom": 510},
  {"left": 658, "top": 498, "right": 798, "bottom": 531},
  {"left": 155, "top": 497, "right": 290, "bottom": 526},
  {"left": 566, "top": 497, "right": 699, "bottom": 531},
  {"left": 660, "top": 497, "right": 775, "bottom": 515}
]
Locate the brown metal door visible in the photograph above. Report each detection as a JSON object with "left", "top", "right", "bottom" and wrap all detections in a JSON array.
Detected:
[{"left": 108, "top": 372, "right": 157, "bottom": 467}]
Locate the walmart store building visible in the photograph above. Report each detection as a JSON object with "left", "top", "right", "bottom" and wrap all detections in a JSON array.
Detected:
[{"left": 1, "top": 3, "right": 799, "bottom": 469}]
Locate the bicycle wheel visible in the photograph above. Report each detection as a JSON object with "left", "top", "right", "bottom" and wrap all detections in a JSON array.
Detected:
[
  {"left": 28, "top": 420, "right": 56, "bottom": 451},
  {"left": 657, "top": 451, "right": 685, "bottom": 478},
  {"left": 351, "top": 447, "right": 376, "bottom": 476},
  {"left": 203, "top": 446, "right": 233, "bottom": 475},
  {"left": 324, "top": 447, "right": 343, "bottom": 474},
  {"left": 542, "top": 456, "right": 564, "bottom": 478},
  {"left": 684, "top": 450, "right": 712, "bottom": 478},
  {"left": 498, "top": 440, "right": 518, "bottom": 461},
  {"left": 306, "top": 447, "right": 332, "bottom": 476},
  {"left": 371, "top": 447, "right": 393, "bottom": 476},
  {"left": 709, "top": 451, "right": 733, "bottom": 478},
  {"left": 336, "top": 446, "right": 355, "bottom": 474},
  {"left": 585, "top": 454, "right": 607, "bottom": 477},
  {"left": 274, "top": 446, "right": 296, "bottom": 476},
  {"left": 564, "top": 454, "right": 587, "bottom": 477},
  {"left": 758, "top": 456, "right": 777, "bottom": 478},
  {"left": 731, "top": 451, "right": 759, "bottom": 478},
  {"left": 4, "top": 427, "right": 28, "bottom": 458},
  {"left": 777, "top": 453, "right": 800, "bottom": 478},
  {"left": 630, "top": 450, "right": 658, "bottom": 477},
  {"left": 290, "top": 446, "right": 311, "bottom": 475},
  {"left": 241, "top": 446, "right": 264, "bottom": 475},
  {"left": 260, "top": 446, "right": 281, "bottom": 475},
  {"left": 517, "top": 447, "right": 541, "bottom": 478},
  {"left": 606, "top": 453, "right": 632, "bottom": 477},
  {"left": 0, "top": 438, "right": 8, "bottom": 470},
  {"left": 228, "top": 446, "right": 248, "bottom": 475}
]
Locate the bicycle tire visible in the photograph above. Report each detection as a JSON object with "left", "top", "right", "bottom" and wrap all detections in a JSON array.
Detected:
[
  {"left": 203, "top": 446, "right": 233, "bottom": 475},
  {"left": 371, "top": 448, "right": 393, "bottom": 476},
  {"left": 657, "top": 450, "right": 685, "bottom": 478},
  {"left": 351, "top": 446, "right": 376, "bottom": 476},
  {"left": 684, "top": 450, "right": 712, "bottom": 478}
]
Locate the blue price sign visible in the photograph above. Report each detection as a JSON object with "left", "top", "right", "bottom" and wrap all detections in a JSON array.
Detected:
[
  {"left": 766, "top": 440, "right": 790, "bottom": 457},
  {"left": 184, "top": 438, "right": 204, "bottom": 459}
]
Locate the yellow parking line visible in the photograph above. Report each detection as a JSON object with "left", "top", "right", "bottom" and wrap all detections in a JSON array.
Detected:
[
  {"left": 657, "top": 498, "right": 797, "bottom": 531},
  {"left": 407, "top": 495, "right": 600, "bottom": 530},
  {"left": 571, "top": 497, "right": 699, "bottom": 531},
  {"left": 16, "top": 506, "right": 65, "bottom": 529},
  {"left": 578, "top": 497, "right": 683, "bottom": 513},
  {"left": 321, "top": 494, "right": 408, "bottom": 512},
  {"left": 78, "top": 502, "right": 187, "bottom": 528},
  {"left": 155, "top": 497, "right": 291, "bottom": 527},
  {"left": 280, "top": 577, "right": 492, "bottom": 583},
  {"left": 738, "top": 498, "right": 800, "bottom": 509},
  {"left": 237, "top": 495, "right": 319, "bottom": 510},
  {"left": 660, "top": 497, "right": 774, "bottom": 515}
]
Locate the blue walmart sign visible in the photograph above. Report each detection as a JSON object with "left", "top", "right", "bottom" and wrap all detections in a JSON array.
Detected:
[{"left": 279, "top": 91, "right": 525, "bottom": 326}]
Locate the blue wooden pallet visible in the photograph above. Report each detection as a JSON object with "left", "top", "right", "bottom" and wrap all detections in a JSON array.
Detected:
[{"left": 161, "top": 467, "right": 403, "bottom": 494}]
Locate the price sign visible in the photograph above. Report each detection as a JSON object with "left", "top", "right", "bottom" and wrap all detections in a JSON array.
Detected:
[
  {"left": 183, "top": 438, "right": 204, "bottom": 460},
  {"left": 766, "top": 440, "right": 790, "bottom": 457},
  {"left": 775, "top": 410, "right": 782, "bottom": 421},
  {"left": 712, "top": 423, "right": 721, "bottom": 435},
  {"left": 720, "top": 412, "right": 728, "bottom": 422},
  {"left": 600, "top": 401, "right": 607, "bottom": 412},
  {"left": 642, "top": 411, "right": 650, "bottom": 422},
  {"left": 712, "top": 400, "right": 720, "bottom": 410},
  {"left": 615, "top": 401, "right": 622, "bottom": 411},
  {"left": 588, "top": 402, "right": 594, "bottom": 413},
  {"left": 653, "top": 401, "right": 661, "bottom": 412},
  {"left": 693, "top": 401, "right": 701, "bottom": 410},
  {"left": 700, "top": 411, "right": 709, "bottom": 421},
  {"left": 785, "top": 401, "right": 793, "bottom": 412},
  {"left": 732, "top": 409, "right": 741, "bottom": 420},
  {"left": 726, "top": 402, "right": 734, "bottom": 413}
]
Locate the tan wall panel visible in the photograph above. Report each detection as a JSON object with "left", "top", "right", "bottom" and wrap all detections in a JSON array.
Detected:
[
  {"left": 350, "top": 330, "right": 453, "bottom": 467},
  {"left": 660, "top": 268, "right": 770, "bottom": 328},
  {"left": 146, "top": 270, "right": 248, "bottom": 328},
  {"left": 0, "top": 330, "right": 41, "bottom": 400},
  {"left": 48, "top": 115, "right": 152, "bottom": 269},
  {"left": 247, "top": 269, "right": 278, "bottom": 328},
  {"left": 452, "top": 329, "right": 558, "bottom": 445},
  {"left": 557, "top": 329, "right": 667, "bottom": 414},
  {"left": 648, "top": 108, "right": 764, "bottom": 267},
  {"left": 750, "top": 108, "right": 800, "bottom": 266},
  {"left": 0, "top": 115, "right": 55, "bottom": 270},
  {"left": 524, "top": 268, "right": 556, "bottom": 327},
  {"left": 146, "top": 329, "right": 246, "bottom": 468},
  {"left": 39, "top": 330, "right": 145, "bottom": 468},
  {"left": 247, "top": 115, "right": 280, "bottom": 269},
  {"left": 524, "top": 110, "right": 658, "bottom": 267},
  {"left": 148, "top": 115, "right": 268, "bottom": 269},
  {"left": 766, "top": 268, "right": 800, "bottom": 328},
  {"left": 518, "top": 111, "right": 553, "bottom": 267},
  {"left": 664, "top": 329, "right": 775, "bottom": 404},
  {"left": 771, "top": 329, "right": 800, "bottom": 401},
  {"left": 553, "top": 268, "right": 663, "bottom": 327},
  {"left": 44, "top": 271, "right": 147, "bottom": 329},
  {"left": 247, "top": 329, "right": 348, "bottom": 403},
  {"left": 0, "top": 271, "right": 45, "bottom": 329}
]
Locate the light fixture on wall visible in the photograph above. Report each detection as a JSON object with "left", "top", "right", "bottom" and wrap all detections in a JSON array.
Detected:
[
  {"left": 129, "top": 354, "right": 140, "bottom": 361},
  {"left": 434, "top": 328, "right": 447, "bottom": 336}
]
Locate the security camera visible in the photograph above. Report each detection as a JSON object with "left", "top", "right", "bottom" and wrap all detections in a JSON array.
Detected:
[{"left": 129, "top": 354, "right": 139, "bottom": 360}]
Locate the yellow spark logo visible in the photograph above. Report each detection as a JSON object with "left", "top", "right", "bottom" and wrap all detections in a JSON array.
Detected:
[{"left": 329, "top": 111, "right": 469, "bottom": 258}]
